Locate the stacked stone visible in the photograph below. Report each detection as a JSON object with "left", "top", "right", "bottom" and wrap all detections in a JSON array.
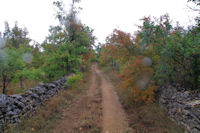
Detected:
[
  {"left": 159, "top": 85, "right": 200, "bottom": 133},
  {"left": 0, "top": 77, "right": 66, "bottom": 130}
]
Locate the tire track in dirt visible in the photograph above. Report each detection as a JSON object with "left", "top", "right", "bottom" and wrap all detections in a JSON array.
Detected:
[
  {"left": 53, "top": 64, "right": 102, "bottom": 133},
  {"left": 53, "top": 64, "right": 129, "bottom": 133},
  {"left": 96, "top": 67, "right": 129, "bottom": 133}
]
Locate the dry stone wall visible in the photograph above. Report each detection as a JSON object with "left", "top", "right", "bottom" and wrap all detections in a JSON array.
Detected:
[
  {"left": 0, "top": 77, "right": 66, "bottom": 131},
  {"left": 159, "top": 84, "right": 200, "bottom": 133}
]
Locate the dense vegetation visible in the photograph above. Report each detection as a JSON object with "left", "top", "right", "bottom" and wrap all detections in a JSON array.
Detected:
[
  {"left": 0, "top": 0, "right": 95, "bottom": 94},
  {"left": 0, "top": 0, "right": 199, "bottom": 105},
  {"left": 99, "top": 1, "right": 200, "bottom": 104}
]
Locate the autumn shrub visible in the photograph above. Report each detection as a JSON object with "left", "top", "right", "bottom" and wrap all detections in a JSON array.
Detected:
[
  {"left": 99, "top": 14, "right": 200, "bottom": 106},
  {"left": 99, "top": 45, "right": 113, "bottom": 67},
  {"left": 120, "top": 56, "right": 158, "bottom": 104}
]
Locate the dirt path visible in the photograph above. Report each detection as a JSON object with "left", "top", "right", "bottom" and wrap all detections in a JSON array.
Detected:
[
  {"left": 53, "top": 65, "right": 102, "bottom": 133},
  {"left": 96, "top": 67, "right": 129, "bottom": 133},
  {"left": 53, "top": 65, "right": 129, "bottom": 133}
]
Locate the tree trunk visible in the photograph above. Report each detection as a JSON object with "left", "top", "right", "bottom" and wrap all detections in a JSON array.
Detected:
[
  {"left": 2, "top": 75, "right": 6, "bottom": 94},
  {"left": 193, "top": 54, "right": 200, "bottom": 90},
  {"left": 20, "top": 76, "right": 23, "bottom": 89}
]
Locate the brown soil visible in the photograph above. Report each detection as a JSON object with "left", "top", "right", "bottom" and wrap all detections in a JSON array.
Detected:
[
  {"left": 53, "top": 64, "right": 131, "bottom": 133},
  {"left": 53, "top": 64, "right": 102, "bottom": 133},
  {"left": 96, "top": 67, "right": 130, "bottom": 133}
]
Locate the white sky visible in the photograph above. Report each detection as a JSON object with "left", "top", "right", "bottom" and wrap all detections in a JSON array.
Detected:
[{"left": 0, "top": 0, "right": 198, "bottom": 44}]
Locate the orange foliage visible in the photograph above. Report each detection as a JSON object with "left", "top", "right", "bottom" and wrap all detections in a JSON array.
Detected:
[
  {"left": 99, "top": 45, "right": 112, "bottom": 66},
  {"left": 120, "top": 56, "right": 158, "bottom": 104},
  {"left": 100, "top": 29, "right": 137, "bottom": 66},
  {"left": 82, "top": 48, "right": 95, "bottom": 62},
  {"left": 100, "top": 29, "right": 158, "bottom": 104}
]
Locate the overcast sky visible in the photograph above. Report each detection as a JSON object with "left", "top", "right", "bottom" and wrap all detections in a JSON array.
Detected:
[{"left": 0, "top": 0, "right": 198, "bottom": 44}]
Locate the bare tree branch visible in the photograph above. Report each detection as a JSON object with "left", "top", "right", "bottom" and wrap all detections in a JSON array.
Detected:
[{"left": 187, "top": 5, "right": 200, "bottom": 12}]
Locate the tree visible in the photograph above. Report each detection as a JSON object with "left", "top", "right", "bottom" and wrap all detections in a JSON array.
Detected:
[
  {"left": 0, "top": 48, "right": 22, "bottom": 93},
  {"left": 0, "top": 22, "right": 39, "bottom": 93},
  {"left": 0, "top": 0, "right": 95, "bottom": 94},
  {"left": 188, "top": 0, "right": 200, "bottom": 25},
  {"left": 40, "top": 0, "right": 95, "bottom": 81},
  {"left": 5, "top": 22, "right": 30, "bottom": 48}
]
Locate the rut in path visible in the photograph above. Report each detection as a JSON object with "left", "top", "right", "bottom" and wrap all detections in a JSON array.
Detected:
[
  {"left": 53, "top": 65, "right": 129, "bottom": 133},
  {"left": 53, "top": 65, "right": 102, "bottom": 133},
  {"left": 96, "top": 67, "right": 129, "bottom": 133}
]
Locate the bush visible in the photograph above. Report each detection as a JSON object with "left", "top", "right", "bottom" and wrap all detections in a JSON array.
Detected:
[
  {"left": 99, "top": 14, "right": 200, "bottom": 106},
  {"left": 66, "top": 72, "right": 83, "bottom": 87},
  {"left": 120, "top": 56, "right": 158, "bottom": 104}
]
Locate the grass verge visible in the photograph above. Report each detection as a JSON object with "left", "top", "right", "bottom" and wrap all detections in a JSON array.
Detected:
[{"left": 73, "top": 72, "right": 102, "bottom": 133}]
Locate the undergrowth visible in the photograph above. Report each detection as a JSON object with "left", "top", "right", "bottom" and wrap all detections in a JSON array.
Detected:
[{"left": 103, "top": 67, "right": 186, "bottom": 133}]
